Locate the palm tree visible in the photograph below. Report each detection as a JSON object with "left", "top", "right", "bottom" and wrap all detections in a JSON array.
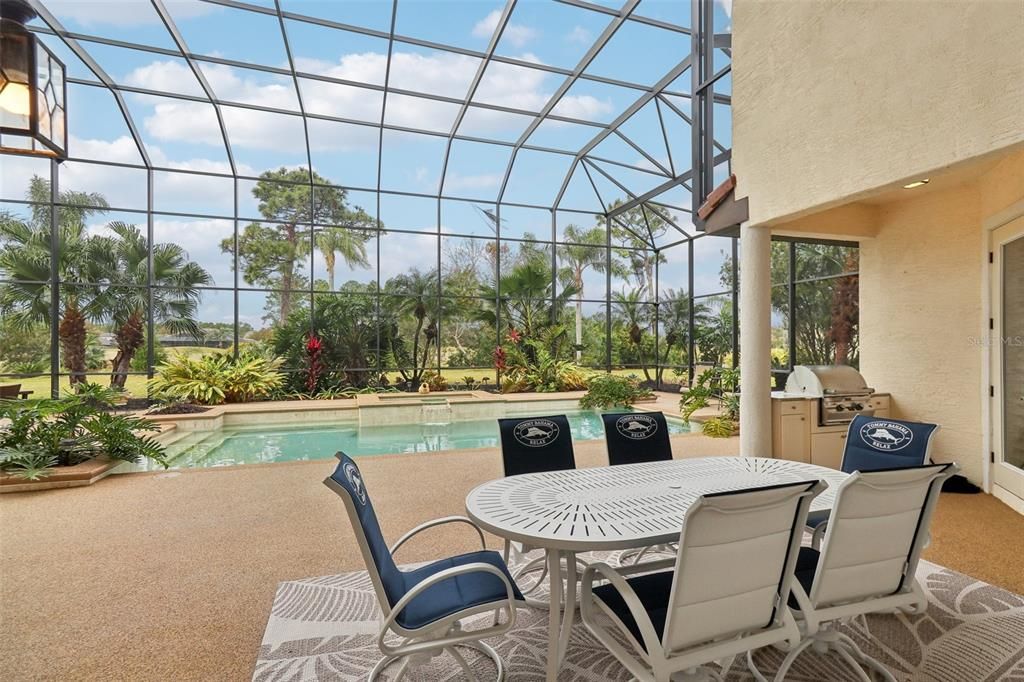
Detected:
[
  {"left": 316, "top": 226, "right": 371, "bottom": 292},
  {"left": 384, "top": 269, "right": 439, "bottom": 385},
  {"left": 613, "top": 288, "right": 654, "bottom": 381},
  {"left": 655, "top": 288, "right": 712, "bottom": 383},
  {"left": 0, "top": 177, "right": 108, "bottom": 385},
  {"left": 477, "top": 260, "right": 579, "bottom": 341},
  {"left": 87, "top": 222, "right": 212, "bottom": 388},
  {"left": 557, "top": 224, "right": 609, "bottom": 362}
]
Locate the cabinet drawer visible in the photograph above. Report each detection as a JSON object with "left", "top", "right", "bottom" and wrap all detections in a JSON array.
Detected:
[{"left": 778, "top": 401, "right": 808, "bottom": 415}]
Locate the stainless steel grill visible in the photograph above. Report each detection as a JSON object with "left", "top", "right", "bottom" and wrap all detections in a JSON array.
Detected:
[{"left": 784, "top": 365, "right": 876, "bottom": 426}]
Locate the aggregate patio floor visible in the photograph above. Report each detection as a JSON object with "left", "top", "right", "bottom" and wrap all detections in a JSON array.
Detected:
[{"left": 2, "top": 431, "right": 1023, "bottom": 681}]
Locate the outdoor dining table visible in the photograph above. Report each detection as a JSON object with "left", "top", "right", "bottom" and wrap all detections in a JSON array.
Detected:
[{"left": 465, "top": 456, "right": 850, "bottom": 681}]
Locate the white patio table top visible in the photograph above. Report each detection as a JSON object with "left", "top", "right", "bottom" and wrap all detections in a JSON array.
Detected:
[{"left": 464, "top": 456, "right": 849, "bottom": 681}]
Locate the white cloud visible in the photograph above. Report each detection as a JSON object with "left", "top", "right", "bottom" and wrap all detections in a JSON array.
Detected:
[
  {"left": 566, "top": 26, "right": 592, "bottom": 44},
  {"left": 717, "top": 0, "right": 733, "bottom": 18},
  {"left": 123, "top": 52, "right": 613, "bottom": 154},
  {"left": 472, "top": 9, "right": 538, "bottom": 48}
]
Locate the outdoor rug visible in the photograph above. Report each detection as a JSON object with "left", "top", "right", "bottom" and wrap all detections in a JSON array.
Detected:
[{"left": 255, "top": 555, "right": 1024, "bottom": 681}]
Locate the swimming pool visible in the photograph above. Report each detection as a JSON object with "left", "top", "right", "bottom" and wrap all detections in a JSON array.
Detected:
[{"left": 148, "top": 410, "right": 693, "bottom": 470}]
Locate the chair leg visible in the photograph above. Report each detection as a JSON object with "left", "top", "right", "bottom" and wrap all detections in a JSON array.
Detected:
[
  {"left": 772, "top": 637, "right": 815, "bottom": 681},
  {"left": 811, "top": 522, "right": 827, "bottom": 550},
  {"left": 746, "top": 649, "right": 769, "bottom": 682},
  {"left": 835, "top": 632, "right": 897, "bottom": 682},
  {"left": 373, "top": 642, "right": 505, "bottom": 682}
]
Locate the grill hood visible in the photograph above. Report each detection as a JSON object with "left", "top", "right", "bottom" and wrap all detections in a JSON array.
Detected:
[{"left": 784, "top": 365, "right": 873, "bottom": 398}]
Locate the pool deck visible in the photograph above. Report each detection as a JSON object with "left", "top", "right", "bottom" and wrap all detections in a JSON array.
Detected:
[{"left": 3, "top": 393, "right": 1020, "bottom": 681}]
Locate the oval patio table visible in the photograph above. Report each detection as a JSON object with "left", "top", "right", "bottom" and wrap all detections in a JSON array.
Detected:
[{"left": 465, "top": 456, "right": 849, "bottom": 681}]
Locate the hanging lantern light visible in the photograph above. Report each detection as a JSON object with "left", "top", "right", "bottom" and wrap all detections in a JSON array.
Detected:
[{"left": 1, "top": 0, "right": 67, "bottom": 158}]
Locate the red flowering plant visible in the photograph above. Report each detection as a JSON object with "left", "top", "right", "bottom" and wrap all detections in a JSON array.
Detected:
[
  {"left": 506, "top": 327, "right": 522, "bottom": 344},
  {"left": 492, "top": 345, "right": 507, "bottom": 371},
  {"left": 305, "top": 335, "right": 325, "bottom": 394}
]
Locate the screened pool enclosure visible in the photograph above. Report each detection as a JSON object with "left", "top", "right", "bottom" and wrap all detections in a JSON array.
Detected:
[{"left": 0, "top": 0, "right": 857, "bottom": 398}]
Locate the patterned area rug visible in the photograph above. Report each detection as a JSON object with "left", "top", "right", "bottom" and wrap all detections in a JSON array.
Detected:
[{"left": 255, "top": 556, "right": 1024, "bottom": 681}]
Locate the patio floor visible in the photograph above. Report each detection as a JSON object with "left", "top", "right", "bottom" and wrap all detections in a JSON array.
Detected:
[{"left": 2, "top": 434, "right": 1022, "bottom": 681}]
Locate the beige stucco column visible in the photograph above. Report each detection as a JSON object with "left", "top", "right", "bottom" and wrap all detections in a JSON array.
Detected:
[{"left": 739, "top": 222, "right": 772, "bottom": 456}]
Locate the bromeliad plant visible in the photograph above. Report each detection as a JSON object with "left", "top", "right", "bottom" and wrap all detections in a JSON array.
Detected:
[{"left": 0, "top": 386, "right": 168, "bottom": 480}]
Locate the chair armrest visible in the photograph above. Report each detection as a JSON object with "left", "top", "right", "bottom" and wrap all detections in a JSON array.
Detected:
[
  {"left": 378, "top": 562, "right": 519, "bottom": 653},
  {"left": 581, "top": 561, "right": 662, "bottom": 655},
  {"left": 389, "top": 516, "right": 487, "bottom": 557}
]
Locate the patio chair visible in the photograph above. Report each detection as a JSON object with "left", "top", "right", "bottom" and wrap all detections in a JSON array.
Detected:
[
  {"left": 602, "top": 411, "right": 675, "bottom": 565},
  {"left": 324, "top": 453, "right": 524, "bottom": 681},
  {"left": 580, "top": 479, "right": 825, "bottom": 682},
  {"left": 777, "top": 463, "right": 957, "bottom": 682},
  {"left": 808, "top": 415, "right": 940, "bottom": 549},
  {"left": 0, "top": 383, "right": 26, "bottom": 399},
  {"left": 602, "top": 411, "right": 673, "bottom": 466},
  {"left": 497, "top": 414, "right": 581, "bottom": 604}
]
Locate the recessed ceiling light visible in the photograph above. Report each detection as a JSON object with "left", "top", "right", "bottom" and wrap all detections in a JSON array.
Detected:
[{"left": 903, "top": 179, "right": 930, "bottom": 189}]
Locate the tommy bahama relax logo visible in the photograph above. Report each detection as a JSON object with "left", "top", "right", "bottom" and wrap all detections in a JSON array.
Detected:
[
  {"left": 860, "top": 421, "right": 914, "bottom": 451},
  {"left": 514, "top": 419, "right": 560, "bottom": 448},
  {"left": 615, "top": 414, "right": 658, "bottom": 440},
  {"left": 343, "top": 461, "right": 367, "bottom": 505}
]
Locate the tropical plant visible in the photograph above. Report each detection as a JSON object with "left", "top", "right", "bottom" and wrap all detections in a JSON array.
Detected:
[
  {"left": 148, "top": 350, "right": 284, "bottom": 405},
  {"left": 221, "top": 168, "right": 375, "bottom": 323},
  {"left": 316, "top": 224, "right": 372, "bottom": 292},
  {"left": 422, "top": 370, "right": 448, "bottom": 392},
  {"left": 579, "top": 373, "right": 653, "bottom": 410},
  {"left": 680, "top": 366, "right": 740, "bottom": 421},
  {"left": 499, "top": 341, "right": 590, "bottom": 393},
  {"left": 0, "top": 392, "right": 168, "bottom": 479},
  {"left": 87, "top": 221, "right": 213, "bottom": 388},
  {"left": 558, "top": 224, "right": 617, "bottom": 362},
  {"left": 0, "top": 176, "right": 109, "bottom": 385},
  {"left": 701, "top": 416, "right": 736, "bottom": 438},
  {"left": 0, "top": 448, "right": 59, "bottom": 480},
  {"left": 272, "top": 290, "right": 382, "bottom": 392},
  {"left": 383, "top": 269, "right": 441, "bottom": 386},
  {"left": 613, "top": 288, "right": 655, "bottom": 381}
]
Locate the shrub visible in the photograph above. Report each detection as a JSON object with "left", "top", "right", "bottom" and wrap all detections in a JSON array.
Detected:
[
  {"left": 422, "top": 371, "right": 448, "bottom": 392},
  {"left": 0, "top": 393, "right": 167, "bottom": 479},
  {"left": 680, "top": 366, "right": 740, "bottom": 421},
  {"left": 497, "top": 341, "right": 591, "bottom": 393},
  {"left": 579, "top": 373, "right": 653, "bottom": 410},
  {"left": 701, "top": 416, "right": 736, "bottom": 438},
  {"left": 148, "top": 349, "right": 284, "bottom": 405}
]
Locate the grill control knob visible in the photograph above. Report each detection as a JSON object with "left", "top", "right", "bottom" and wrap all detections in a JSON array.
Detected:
[
  {"left": 835, "top": 404, "right": 845, "bottom": 411},
  {"left": 852, "top": 403, "right": 863, "bottom": 411}
]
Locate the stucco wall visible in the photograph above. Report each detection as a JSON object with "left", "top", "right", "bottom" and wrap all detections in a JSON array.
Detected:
[
  {"left": 859, "top": 185, "right": 984, "bottom": 481},
  {"left": 857, "top": 148, "right": 1024, "bottom": 484},
  {"left": 732, "top": 0, "right": 1024, "bottom": 227}
]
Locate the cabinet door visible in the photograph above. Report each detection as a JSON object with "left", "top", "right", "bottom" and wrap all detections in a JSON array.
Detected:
[
  {"left": 811, "top": 432, "right": 847, "bottom": 470},
  {"left": 779, "top": 415, "right": 810, "bottom": 463}
]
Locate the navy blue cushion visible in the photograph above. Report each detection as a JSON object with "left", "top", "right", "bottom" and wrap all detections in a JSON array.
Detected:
[
  {"left": 330, "top": 454, "right": 524, "bottom": 631},
  {"left": 602, "top": 412, "right": 673, "bottom": 466},
  {"left": 329, "top": 454, "right": 404, "bottom": 606},
  {"left": 498, "top": 415, "right": 576, "bottom": 477},
  {"left": 805, "top": 508, "right": 831, "bottom": 529},
  {"left": 592, "top": 570, "right": 674, "bottom": 651},
  {"left": 397, "top": 550, "right": 526, "bottom": 630},
  {"left": 788, "top": 546, "right": 821, "bottom": 610},
  {"left": 842, "top": 415, "right": 937, "bottom": 474}
]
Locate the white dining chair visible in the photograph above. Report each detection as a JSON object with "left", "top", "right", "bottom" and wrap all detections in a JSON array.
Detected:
[
  {"left": 580, "top": 479, "right": 825, "bottom": 682},
  {"left": 776, "top": 462, "right": 957, "bottom": 682}
]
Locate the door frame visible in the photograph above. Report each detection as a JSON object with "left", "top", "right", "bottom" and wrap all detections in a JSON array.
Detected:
[{"left": 983, "top": 198, "right": 1024, "bottom": 510}]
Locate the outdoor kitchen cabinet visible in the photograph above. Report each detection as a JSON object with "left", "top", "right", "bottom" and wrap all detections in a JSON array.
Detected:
[
  {"left": 771, "top": 394, "right": 891, "bottom": 469},
  {"left": 771, "top": 399, "right": 811, "bottom": 463}
]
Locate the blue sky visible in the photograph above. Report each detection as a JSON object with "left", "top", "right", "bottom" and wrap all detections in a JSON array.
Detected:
[{"left": 4, "top": 0, "right": 733, "bottom": 331}]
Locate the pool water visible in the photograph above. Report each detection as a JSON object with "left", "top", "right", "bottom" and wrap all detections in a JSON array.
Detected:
[{"left": 157, "top": 410, "right": 692, "bottom": 469}]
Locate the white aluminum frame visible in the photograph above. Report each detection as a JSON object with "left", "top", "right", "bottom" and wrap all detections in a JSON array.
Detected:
[
  {"left": 325, "top": 472, "right": 522, "bottom": 681},
  {"left": 776, "top": 463, "right": 958, "bottom": 682},
  {"left": 578, "top": 481, "right": 825, "bottom": 682}
]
